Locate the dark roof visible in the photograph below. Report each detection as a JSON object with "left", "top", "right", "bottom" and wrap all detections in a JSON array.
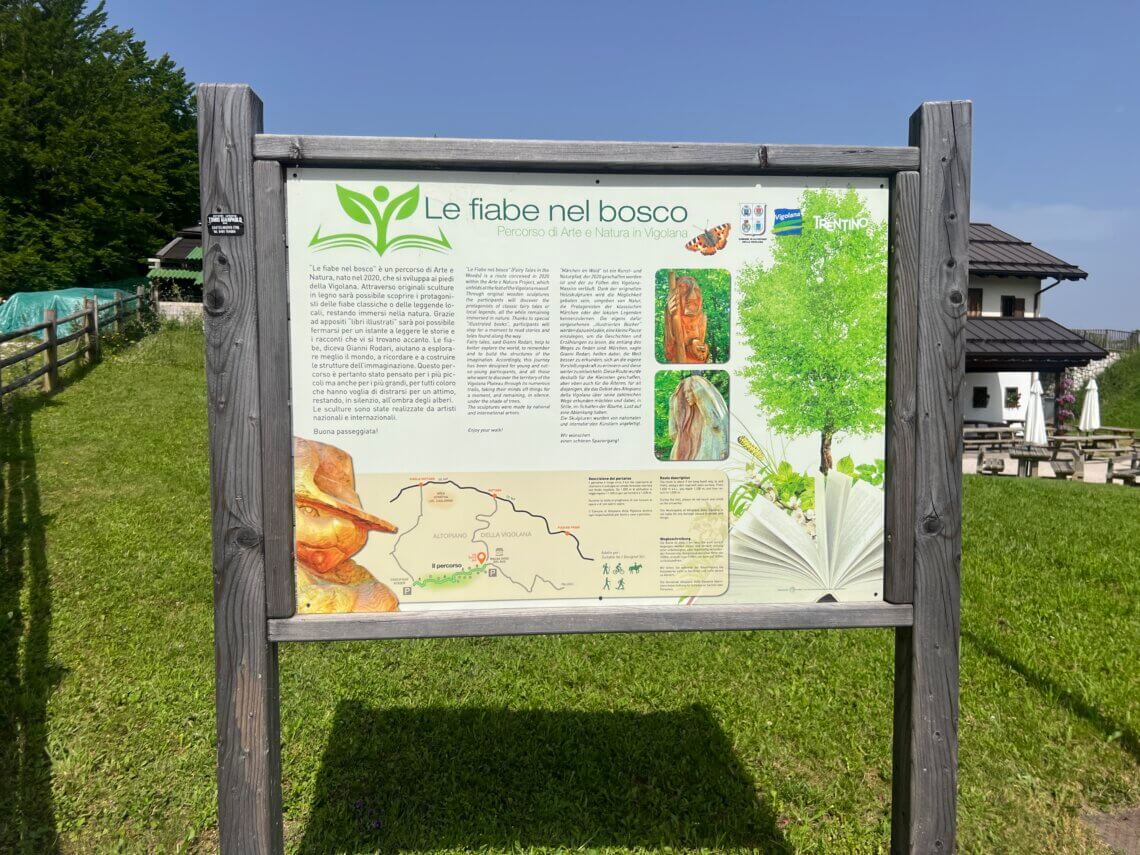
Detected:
[
  {"left": 966, "top": 317, "right": 1106, "bottom": 372},
  {"left": 969, "top": 223, "right": 1087, "bottom": 281},
  {"left": 152, "top": 225, "right": 202, "bottom": 267}
]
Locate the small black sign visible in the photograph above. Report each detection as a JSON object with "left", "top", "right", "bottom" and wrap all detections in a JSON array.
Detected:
[{"left": 207, "top": 213, "right": 245, "bottom": 236}]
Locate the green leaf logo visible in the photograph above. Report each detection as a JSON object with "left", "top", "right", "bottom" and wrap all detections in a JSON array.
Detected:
[
  {"left": 390, "top": 185, "right": 419, "bottom": 221},
  {"left": 336, "top": 184, "right": 379, "bottom": 226},
  {"left": 310, "top": 183, "right": 452, "bottom": 257}
]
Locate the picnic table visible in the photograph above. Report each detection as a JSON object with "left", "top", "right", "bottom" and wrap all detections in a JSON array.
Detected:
[
  {"left": 963, "top": 425, "right": 1018, "bottom": 452},
  {"left": 1008, "top": 444, "right": 1052, "bottom": 477},
  {"left": 1047, "top": 433, "right": 1138, "bottom": 460}
]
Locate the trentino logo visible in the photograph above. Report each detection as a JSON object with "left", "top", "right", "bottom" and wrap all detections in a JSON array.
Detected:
[
  {"left": 773, "top": 208, "right": 802, "bottom": 236},
  {"left": 309, "top": 184, "right": 452, "bottom": 256}
]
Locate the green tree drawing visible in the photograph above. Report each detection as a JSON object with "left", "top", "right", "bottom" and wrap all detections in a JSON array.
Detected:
[{"left": 736, "top": 188, "right": 887, "bottom": 473}]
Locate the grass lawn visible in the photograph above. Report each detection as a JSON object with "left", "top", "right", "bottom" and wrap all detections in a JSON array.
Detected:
[{"left": 3, "top": 324, "right": 1138, "bottom": 853}]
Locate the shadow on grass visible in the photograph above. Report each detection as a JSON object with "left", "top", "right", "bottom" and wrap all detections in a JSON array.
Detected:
[
  {"left": 297, "top": 701, "right": 791, "bottom": 854},
  {"left": 964, "top": 630, "right": 1139, "bottom": 763},
  {"left": 0, "top": 403, "right": 64, "bottom": 853}
]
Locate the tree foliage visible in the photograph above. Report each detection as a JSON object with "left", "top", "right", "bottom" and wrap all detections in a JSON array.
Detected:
[
  {"left": 0, "top": 1, "right": 198, "bottom": 296},
  {"left": 654, "top": 268, "right": 730, "bottom": 364},
  {"left": 736, "top": 188, "right": 887, "bottom": 472}
]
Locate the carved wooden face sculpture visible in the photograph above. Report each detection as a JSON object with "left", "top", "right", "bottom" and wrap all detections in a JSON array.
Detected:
[
  {"left": 295, "top": 503, "right": 371, "bottom": 575},
  {"left": 293, "top": 437, "right": 396, "bottom": 578},
  {"left": 675, "top": 275, "right": 703, "bottom": 317}
]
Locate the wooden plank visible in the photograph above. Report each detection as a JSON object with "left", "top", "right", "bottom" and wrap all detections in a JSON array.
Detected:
[
  {"left": 55, "top": 348, "right": 83, "bottom": 368},
  {"left": 86, "top": 298, "right": 101, "bottom": 362},
  {"left": 198, "top": 82, "right": 284, "bottom": 855},
  {"left": 0, "top": 320, "right": 51, "bottom": 344},
  {"left": 255, "top": 134, "right": 919, "bottom": 174},
  {"left": 268, "top": 602, "right": 914, "bottom": 643},
  {"left": 884, "top": 171, "right": 919, "bottom": 603},
  {"left": 43, "top": 309, "right": 58, "bottom": 393},
  {"left": 55, "top": 329, "right": 87, "bottom": 347},
  {"left": 56, "top": 307, "right": 89, "bottom": 324},
  {"left": 253, "top": 160, "right": 296, "bottom": 619},
  {"left": 891, "top": 100, "right": 970, "bottom": 855},
  {"left": 0, "top": 340, "right": 50, "bottom": 369},
  {"left": 0, "top": 362, "right": 51, "bottom": 394}
]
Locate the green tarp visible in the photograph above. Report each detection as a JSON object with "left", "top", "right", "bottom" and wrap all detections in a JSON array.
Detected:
[{"left": 0, "top": 279, "right": 146, "bottom": 338}]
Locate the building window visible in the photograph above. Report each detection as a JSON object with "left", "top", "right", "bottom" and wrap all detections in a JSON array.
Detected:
[
  {"left": 1000, "top": 296, "right": 1025, "bottom": 317},
  {"left": 967, "top": 288, "right": 983, "bottom": 317},
  {"left": 972, "top": 386, "right": 989, "bottom": 409},
  {"left": 1004, "top": 387, "right": 1021, "bottom": 409}
]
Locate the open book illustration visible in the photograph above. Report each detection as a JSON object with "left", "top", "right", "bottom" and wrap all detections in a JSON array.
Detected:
[{"left": 728, "top": 471, "right": 884, "bottom": 601}]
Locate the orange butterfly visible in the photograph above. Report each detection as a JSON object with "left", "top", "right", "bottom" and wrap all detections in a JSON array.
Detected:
[{"left": 685, "top": 224, "right": 731, "bottom": 256}]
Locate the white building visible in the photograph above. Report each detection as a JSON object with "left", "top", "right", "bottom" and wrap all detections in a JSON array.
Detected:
[{"left": 963, "top": 224, "right": 1105, "bottom": 426}]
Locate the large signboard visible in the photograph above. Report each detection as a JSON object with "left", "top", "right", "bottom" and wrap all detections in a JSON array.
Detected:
[
  {"left": 199, "top": 85, "right": 970, "bottom": 854},
  {"left": 285, "top": 171, "right": 889, "bottom": 615}
]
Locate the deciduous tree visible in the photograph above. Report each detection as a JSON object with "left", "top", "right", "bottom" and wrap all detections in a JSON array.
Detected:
[
  {"left": 0, "top": 0, "right": 198, "bottom": 296},
  {"left": 737, "top": 188, "right": 887, "bottom": 472}
]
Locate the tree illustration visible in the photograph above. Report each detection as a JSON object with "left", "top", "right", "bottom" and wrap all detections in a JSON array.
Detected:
[{"left": 737, "top": 188, "right": 887, "bottom": 473}]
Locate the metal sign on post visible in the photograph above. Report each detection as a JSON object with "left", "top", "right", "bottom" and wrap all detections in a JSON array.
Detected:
[{"left": 198, "top": 83, "right": 969, "bottom": 853}]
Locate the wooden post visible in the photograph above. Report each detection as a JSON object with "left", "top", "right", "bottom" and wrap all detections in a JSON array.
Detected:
[
  {"left": 254, "top": 161, "right": 296, "bottom": 619},
  {"left": 884, "top": 171, "right": 920, "bottom": 603},
  {"left": 136, "top": 285, "right": 145, "bottom": 321},
  {"left": 43, "top": 308, "right": 59, "bottom": 393},
  {"left": 151, "top": 282, "right": 161, "bottom": 316},
  {"left": 198, "top": 83, "right": 283, "bottom": 854},
  {"left": 86, "top": 298, "right": 101, "bottom": 362},
  {"left": 891, "top": 100, "right": 970, "bottom": 854},
  {"left": 114, "top": 292, "right": 124, "bottom": 333}
]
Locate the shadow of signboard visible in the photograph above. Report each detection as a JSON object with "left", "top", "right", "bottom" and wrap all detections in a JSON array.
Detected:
[{"left": 295, "top": 701, "right": 790, "bottom": 853}]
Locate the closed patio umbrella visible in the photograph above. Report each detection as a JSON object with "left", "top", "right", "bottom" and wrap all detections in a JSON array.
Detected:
[
  {"left": 1024, "top": 378, "right": 1047, "bottom": 446},
  {"left": 1078, "top": 377, "right": 1101, "bottom": 433}
]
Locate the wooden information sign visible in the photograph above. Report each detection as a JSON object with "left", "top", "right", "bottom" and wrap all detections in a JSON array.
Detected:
[{"left": 198, "top": 82, "right": 969, "bottom": 853}]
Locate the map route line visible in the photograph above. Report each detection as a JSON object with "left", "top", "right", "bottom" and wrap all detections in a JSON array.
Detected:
[
  {"left": 488, "top": 563, "right": 568, "bottom": 593},
  {"left": 387, "top": 480, "right": 427, "bottom": 582},
  {"left": 389, "top": 479, "right": 595, "bottom": 561}
]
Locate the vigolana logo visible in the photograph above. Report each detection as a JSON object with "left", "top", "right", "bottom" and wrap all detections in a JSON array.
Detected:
[
  {"left": 310, "top": 184, "right": 452, "bottom": 257},
  {"left": 773, "top": 208, "right": 802, "bottom": 236}
]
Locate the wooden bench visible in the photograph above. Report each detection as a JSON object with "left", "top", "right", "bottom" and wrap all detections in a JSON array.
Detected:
[
  {"left": 1049, "top": 445, "right": 1085, "bottom": 481},
  {"left": 975, "top": 447, "right": 1006, "bottom": 476},
  {"left": 1107, "top": 451, "right": 1140, "bottom": 487}
]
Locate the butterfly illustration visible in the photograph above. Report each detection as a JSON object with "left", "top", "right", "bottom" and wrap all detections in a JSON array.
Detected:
[{"left": 685, "top": 224, "right": 731, "bottom": 256}]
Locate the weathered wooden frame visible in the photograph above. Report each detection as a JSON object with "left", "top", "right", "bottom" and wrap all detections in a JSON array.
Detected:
[{"left": 199, "top": 83, "right": 969, "bottom": 853}]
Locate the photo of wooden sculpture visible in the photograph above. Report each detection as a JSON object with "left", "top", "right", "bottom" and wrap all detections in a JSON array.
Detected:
[
  {"left": 664, "top": 272, "right": 709, "bottom": 363},
  {"left": 656, "top": 268, "right": 729, "bottom": 364},
  {"left": 655, "top": 371, "right": 730, "bottom": 461},
  {"left": 293, "top": 436, "right": 400, "bottom": 613}
]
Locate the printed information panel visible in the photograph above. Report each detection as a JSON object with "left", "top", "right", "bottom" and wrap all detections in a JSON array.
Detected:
[{"left": 286, "top": 170, "right": 889, "bottom": 614}]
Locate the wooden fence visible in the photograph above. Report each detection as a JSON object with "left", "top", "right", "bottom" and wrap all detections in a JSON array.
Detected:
[
  {"left": 0, "top": 284, "right": 159, "bottom": 404},
  {"left": 1075, "top": 328, "right": 1140, "bottom": 354}
]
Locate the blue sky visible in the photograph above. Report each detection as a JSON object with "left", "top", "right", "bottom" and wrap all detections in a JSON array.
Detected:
[{"left": 104, "top": 0, "right": 1138, "bottom": 328}]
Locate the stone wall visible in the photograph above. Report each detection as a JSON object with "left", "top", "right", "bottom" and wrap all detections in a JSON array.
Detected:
[{"left": 1068, "top": 353, "right": 1122, "bottom": 388}]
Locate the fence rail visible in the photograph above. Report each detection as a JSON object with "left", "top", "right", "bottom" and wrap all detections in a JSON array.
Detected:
[
  {"left": 1074, "top": 328, "right": 1140, "bottom": 354},
  {"left": 0, "top": 284, "right": 159, "bottom": 402}
]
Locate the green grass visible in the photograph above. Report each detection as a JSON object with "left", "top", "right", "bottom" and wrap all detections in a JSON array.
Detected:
[
  {"left": 1091, "top": 348, "right": 1140, "bottom": 430},
  {"left": 2, "top": 325, "right": 1138, "bottom": 853}
]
